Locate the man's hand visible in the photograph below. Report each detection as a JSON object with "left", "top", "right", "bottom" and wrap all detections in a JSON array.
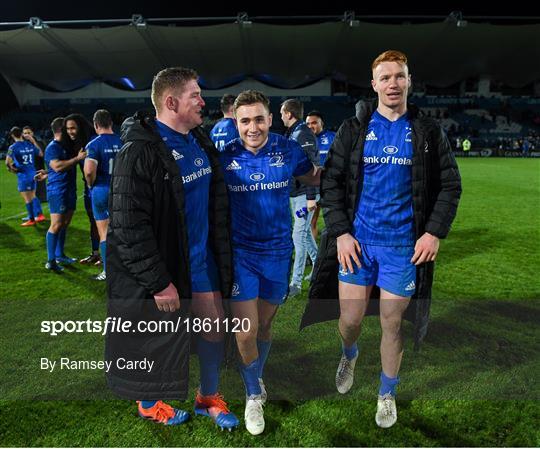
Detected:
[
  {"left": 154, "top": 282, "right": 180, "bottom": 312},
  {"left": 337, "top": 233, "right": 362, "bottom": 274},
  {"left": 34, "top": 169, "right": 48, "bottom": 181},
  {"left": 307, "top": 199, "right": 317, "bottom": 212},
  {"left": 76, "top": 149, "right": 87, "bottom": 161},
  {"left": 411, "top": 232, "right": 440, "bottom": 265}
]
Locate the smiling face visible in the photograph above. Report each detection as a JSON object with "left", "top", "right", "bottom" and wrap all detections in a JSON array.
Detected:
[
  {"left": 371, "top": 61, "right": 411, "bottom": 111},
  {"left": 166, "top": 79, "right": 206, "bottom": 130},
  {"left": 235, "top": 102, "right": 272, "bottom": 152},
  {"left": 65, "top": 120, "right": 79, "bottom": 141}
]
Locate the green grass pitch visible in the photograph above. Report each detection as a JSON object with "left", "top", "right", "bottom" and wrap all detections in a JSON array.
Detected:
[{"left": 0, "top": 158, "right": 539, "bottom": 446}]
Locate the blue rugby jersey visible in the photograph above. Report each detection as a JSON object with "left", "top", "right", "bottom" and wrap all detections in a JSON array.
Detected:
[
  {"left": 353, "top": 110, "right": 414, "bottom": 246},
  {"left": 156, "top": 120, "right": 212, "bottom": 274},
  {"left": 220, "top": 133, "right": 313, "bottom": 254},
  {"left": 44, "top": 140, "right": 77, "bottom": 195},
  {"left": 316, "top": 129, "right": 336, "bottom": 165},
  {"left": 7, "top": 141, "right": 40, "bottom": 176},
  {"left": 210, "top": 117, "right": 239, "bottom": 152},
  {"left": 85, "top": 133, "right": 123, "bottom": 187}
]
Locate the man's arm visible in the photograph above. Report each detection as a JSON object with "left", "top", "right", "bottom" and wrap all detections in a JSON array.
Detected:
[
  {"left": 412, "top": 125, "right": 462, "bottom": 265},
  {"left": 299, "top": 128, "right": 320, "bottom": 201},
  {"left": 83, "top": 158, "right": 97, "bottom": 187},
  {"left": 49, "top": 150, "right": 86, "bottom": 172},
  {"left": 296, "top": 164, "right": 321, "bottom": 186},
  {"left": 320, "top": 120, "right": 354, "bottom": 239},
  {"left": 5, "top": 155, "right": 18, "bottom": 173}
]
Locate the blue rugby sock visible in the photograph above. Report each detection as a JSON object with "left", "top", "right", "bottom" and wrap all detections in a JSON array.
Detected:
[
  {"left": 46, "top": 232, "right": 58, "bottom": 261},
  {"left": 32, "top": 197, "right": 43, "bottom": 216},
  {"left": 379, "top": 371, "right": 400, "bottom": 396},
  {"left": 197, "top": 337, "right": 224, "bottom": 396},
  {"left": 342, "top": 341, "right": 358, "bottom": 361},
  {"left": 140, "top": 400, "right": 157, "bottom": 409},
  {"left": 239, "top": 358, "right": 261, "bottom": 396},
  {"left": 257, "top": 339, "right": 272, "bottom": 378},
  {"left": 55, "top": 228, "right": 66, "bottom": 258},
  {"left": 99, "top": 241, "right": 107, "bottom": 272},
  {"left": 25, "top": 202, "right": 34, "bottom": 221}
]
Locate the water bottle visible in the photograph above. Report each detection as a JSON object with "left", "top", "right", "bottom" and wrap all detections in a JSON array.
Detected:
[{"left": 295, "top": 206, "right": 308, "bottom": 219}]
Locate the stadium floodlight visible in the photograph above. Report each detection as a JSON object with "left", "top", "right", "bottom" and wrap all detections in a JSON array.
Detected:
[
  {"left": 343, "top": 11, "right": 359, "bottom": 27},
  {"left": 29, "top": 17, "right": 48, "bottom": 30},
  {"left": 131, "top": 14, "right": 147, "bottom": 28},
  {"left": 237, "top": 12, "right": 252, "bottom": 28}
]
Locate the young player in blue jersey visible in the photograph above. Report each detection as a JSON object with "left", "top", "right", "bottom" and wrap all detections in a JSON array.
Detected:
[
  {"left": 306, "top": 50, "right": 461, "bottom": 429},
  {"left": 5, "top": 126, "right": 46, "bottom": 226},
  {"left": 60, "top": 114, "right": 101, "bottom": 266},
  {"left": 306, "top": 110, "right": 336, "bottom": 240},
  {"left": 84, "top": 110, "right": 123, "bottom": 281},
  {"left": 105, "top": 67, "right": 238, "bottom": 431},
  {"left": 219, "top": 90, "right": 320, "bottom": 435},
  {"left": 210, "top": 94, "right": 239, "bottom": 151},
  {"left": 43, "top": 117, "right": 85, "bottom": 272}
]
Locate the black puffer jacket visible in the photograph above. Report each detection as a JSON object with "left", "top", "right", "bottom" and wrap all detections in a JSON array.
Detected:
[
  {"left": 105, "top": 111, "right": 233, "bottom": 400},
  {"left": 301, "top": 100, "right": 462, "bottom": 348}
]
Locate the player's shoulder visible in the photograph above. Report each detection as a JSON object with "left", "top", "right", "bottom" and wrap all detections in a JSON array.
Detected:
[
  {"left": 86, "top": 134, "right": 103, "bottom": 148},
  {"left": 221, "top": 137, "right": 243, "bottom": 155},
  {"left": 274, "top": 133, "right": 302, "bottom": 153},
  {"left": 108, "top": 133, "right": 124, "bottom": 147}
]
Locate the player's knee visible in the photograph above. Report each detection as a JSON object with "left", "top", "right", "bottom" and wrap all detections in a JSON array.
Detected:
[
  {"left": 49, "top": 222, "right": 63, "bottom": 233},
  {"left": 380, "top": 315, "right": 402, "bottom": 337},
  {"left": 235, "top": 326, "right": 258, "bottom": 345},
  {"left": 340, "top": 313, "right": 363, "bottom": 331},
  {"left": 257, "top": 321, "right": 272, "bottom": 340}
]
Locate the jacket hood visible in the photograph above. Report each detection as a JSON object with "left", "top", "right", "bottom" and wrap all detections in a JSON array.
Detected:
[
  {"left": 121, "top": 111, "right": 163, "bottom": 144},
  {"left": 355, "top": 99, "right": 421, "bottom": 122}
]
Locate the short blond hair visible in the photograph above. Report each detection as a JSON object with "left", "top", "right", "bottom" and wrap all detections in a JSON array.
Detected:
[
  {"left": 371, "top": 50, "right": 408, "bottom": 72},
  {"left": 233, "top": 90, "right": 270, "bottom": 115},
  {"left": 151, "top": 67, "right": 198, "bottom": 113}
]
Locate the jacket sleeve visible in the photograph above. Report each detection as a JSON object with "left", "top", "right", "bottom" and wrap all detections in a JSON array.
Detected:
[
  {"left": 320, "top": 120, "right": 353, "bottom": 238},
  {"left": 424, "top": 126, "right": 462, "bottom": 239},
  {"left": 299, "top": 128, "right": 320, "bottom": 200},
  {"left": 109, "top": 143, "right": 171, "bottom": 295}
]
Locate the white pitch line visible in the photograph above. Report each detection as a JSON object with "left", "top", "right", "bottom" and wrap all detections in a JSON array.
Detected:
[{"left": 0, "top": 194, "right": 85, "bottom": 222}]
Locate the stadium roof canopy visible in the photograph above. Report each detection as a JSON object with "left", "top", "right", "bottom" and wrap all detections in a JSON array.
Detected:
[{"left": 0, "top": 16, "right": 539, "bottom": 92}]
